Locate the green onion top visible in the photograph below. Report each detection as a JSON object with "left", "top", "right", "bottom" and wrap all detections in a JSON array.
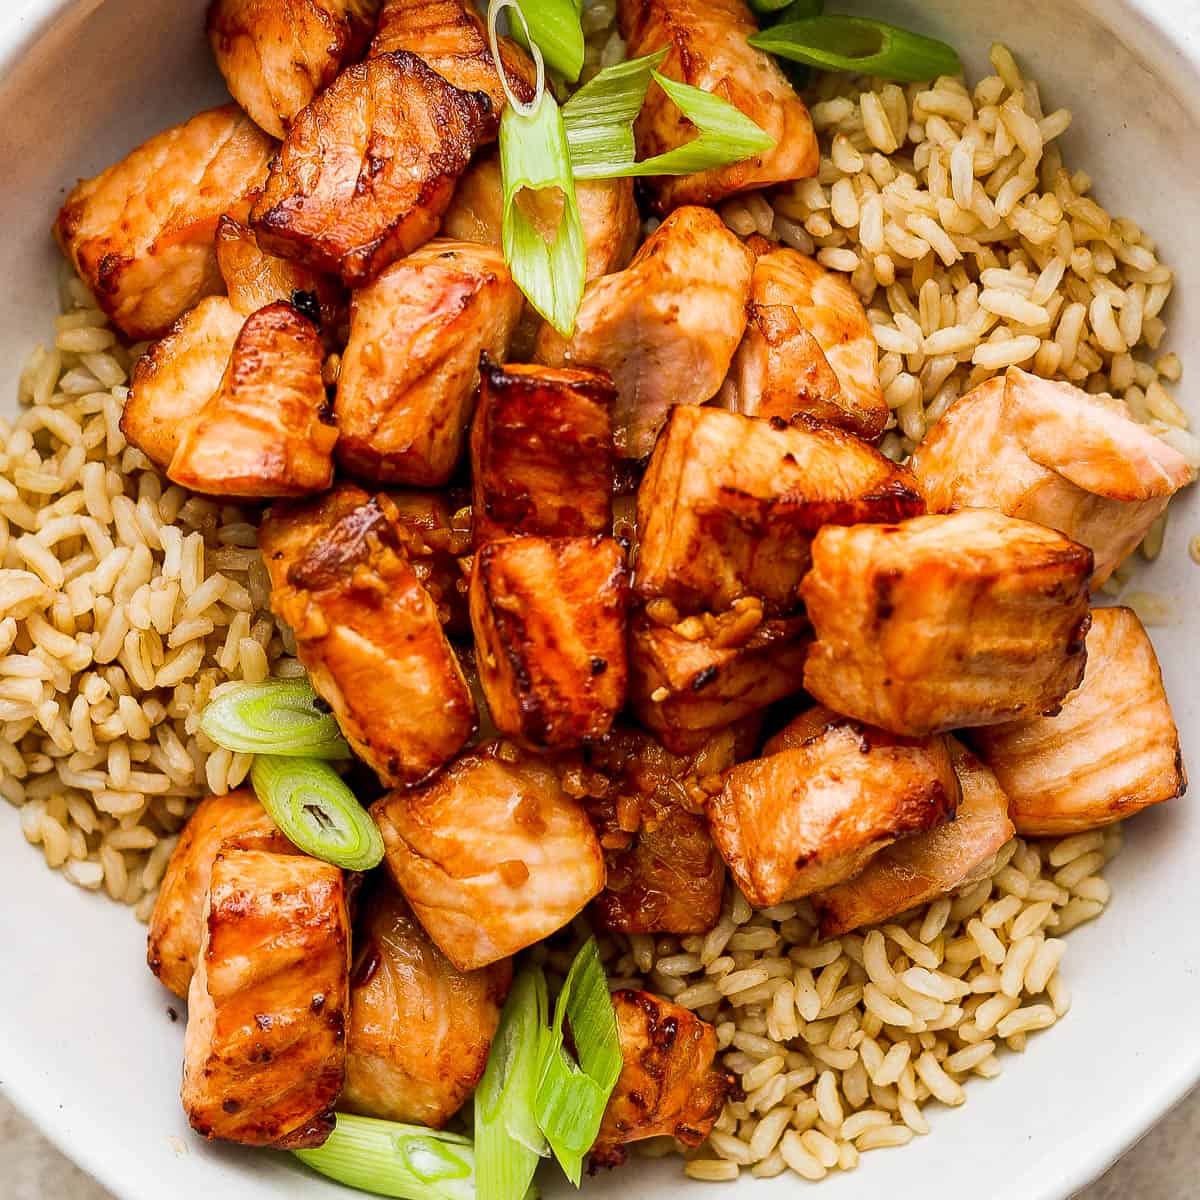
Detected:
[
  {"left": 293, "top": 1115, "right": 476, "bottom": 1200},
  {"left": 534, "top": 938, "right": 622, "bottom": 1184},
  {"left": 749, "top": 15, "right": 962, "bottom": 83},
  {"left": 199, "top": 679, "right": 350, "bottom": 759},
  {"left": 249, "top": 755, "right": 383, "bottom": 872},
  {"left": 475, "top": 966, "right": 549, "bottom": 1200}
]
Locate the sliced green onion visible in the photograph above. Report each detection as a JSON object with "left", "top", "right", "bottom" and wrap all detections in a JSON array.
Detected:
[
  {"left": 748, "top": 15, "right": 961, "bottom": 83},
  {"left": 501, "top": 89, "right": 586, "bottom": 336},
  {"left": 562, "top": 59, "right": 774, "bottom": 180},
  {"left": 507, "top": 0, "right": 585, "bottom": 83},
  {"left": 475, "top": 966, "right": 549, "bottom": 1200},
  {"left": 199, "top": 679, "right": 350, "bottom": 759},
  {"left": 488, "top": 0, "right": 546, "bottom": 116},
  {"left": 293, "top": 1115, "right": 475, "bottom": 1200},
  {"left": 534, "top": 938, "right": 622, "bottom": 1184},
  {"left": 250, "top": 755, "right": 383, "bottom": 871}
]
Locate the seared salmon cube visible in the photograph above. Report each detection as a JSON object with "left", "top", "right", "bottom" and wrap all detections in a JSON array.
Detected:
[
  {"left": 215, "top": 214, "right": 344, "bottom": 329},
  {"left": 470, "top": 535, "right": 629, "bottom": 749},
  {"left": 534, "top": 206, "right": 755, "bottom": 459},
  {"left": 912, "top": 368, "right": 1196, "bottom": 586},
  {"left": 181, "top": 846, "right": 350, "bottom": 1148},
  {"left": 343, "top": 882, "right": 511, "bottom": 1128},
  {"left": 800, "top": 509, "right": 1094, "bottom": 737},
  {"left": 123, "top": 296, "right": 245, "bottom": 470},
  {"left": 721, "top": 239, "right": 888, "bottom": 441},
  {"left": 251, "top": 52, "right": 494, "bottom": 287},
  {"left": 812, "top": 739, "right": 1015, "bottom": 936},
  {"left": 168, "top": 301, "right": 336, "bottom": 498},
  {"left": 208, "top": 0, "right": 382, "bottom": 139},
  {"left": 260, "top": 484, "right": 476, "bottom": 786},
  {"left": 628, "top": 603, "right": 809, "bottom": 753},
  {"left": 617, "top": 0, "right": 818, "bottom": 210},
  {"left": 336, "top": 239, "right": 524, "bottom": 486},
  {"left": 635, "top": 405, "right": 924, "bottom": 615},
  {"left": 371, "top": 744, "right": 606, "bottom": 970},
  {"left": 54, "top": 105, "right": 275, "bottom": 339},
  {"left": 370, "top": 0, "right": 537, "bottom": 116},
  {"left": 974, "top": 606, "right": 1186, "bottom": 835},
  {"left": 710, "top": 707, "right": 961, "bottom": 906},
  {"left": 146, "top": 789, "right": 281, "bottom": 999},
  {"left": 591, "top": 991, "right": 731, "bottom": 1168},
  {"left": 471, "top": 361, "right": 616, "bottom": 543}
]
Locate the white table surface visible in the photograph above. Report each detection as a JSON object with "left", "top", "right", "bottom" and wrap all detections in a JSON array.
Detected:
[{"left": 2, "top": 1086, "right": 1195, "bottom": 1199}]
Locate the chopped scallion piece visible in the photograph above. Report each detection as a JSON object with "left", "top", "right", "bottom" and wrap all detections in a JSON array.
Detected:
[
  {"left": 748, "top": 15, "right": 961, "bottom": 83},
  {"left": 508, "top": 0, "right": 585, "bottom": 82},
  {"left": 293, "top": 1114, "right": 475, "bottom": 1200},
  {"left": 488, "top": 0, "right": 546, "bottom": 115},
  {"left": 475, "top": 966, "right": 549, "bottom": 1200},
  {"left": 250, "top": 756, "right": 383, "bottom": 871},
  {"left": 562, "top": 59, "right": 774, "bottom": 180},
  {"left": 500, "top": 90, "right": 586, "bottom": 336},
  {"left": 534, "top": 938, "right": 622, "bottom": 1184},
  {"left": 199, "top": 679, "right": 350, "bottom": 759}
]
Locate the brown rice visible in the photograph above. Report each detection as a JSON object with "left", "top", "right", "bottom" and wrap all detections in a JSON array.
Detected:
[{"left": 6, "top": 266, "right": 295, "bottom": 918}]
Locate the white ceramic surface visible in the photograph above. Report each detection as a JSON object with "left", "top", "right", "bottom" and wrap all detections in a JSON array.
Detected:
[{"left": 1, "top": 1, "right": 1198, "bottom": 1198}]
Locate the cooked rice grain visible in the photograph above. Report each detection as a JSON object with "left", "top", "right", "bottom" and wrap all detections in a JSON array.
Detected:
[
  {"left": 604, "top": 826, "right": 1121, "bottom": 1184},
  {"left": 5, "top": 266, "right": 294, "bottom": 918}
]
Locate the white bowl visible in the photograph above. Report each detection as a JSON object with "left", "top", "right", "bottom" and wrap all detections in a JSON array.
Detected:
[{"left": 2, "top": 0, "right": 1199, "bottom": 1197}]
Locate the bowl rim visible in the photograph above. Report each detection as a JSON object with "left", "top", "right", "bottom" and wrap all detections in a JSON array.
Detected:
[{"left": 1, "top": 0, "right": 1200, "bottom": 1198}]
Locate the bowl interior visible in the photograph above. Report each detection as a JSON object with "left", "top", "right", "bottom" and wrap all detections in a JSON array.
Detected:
[{"left": 1, "top": 1, "right": 1198, "bottom": 1198}]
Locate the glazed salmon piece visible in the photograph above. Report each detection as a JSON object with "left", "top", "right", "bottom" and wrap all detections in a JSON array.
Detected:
[
  {"left": 123, "top": 296, "right": 245, "bottom": 470},
  {"left": 470, "top": 361, "right": 616, "bottom": 543},
  {"left": 974, "top": 606, "right": 1186, "bottom": 836},
  {"left": 469, "top": 535, "right": 629, "bottom": 749},
  {"left": 710, "top": 707, "right": 960, "bottom": 905},
  {"left": 54, "top": 105, "right": 275, "bottom": 340},
  {"left": 583, "top": 725, "right": 758, "bottom": 935},
  {"left": 533, "top": 206, "right": 755, "bottom": 458},
  {"left": 722, "top": 239, "right": 888, "bottom": 440},
  {"left": 335, "top": 239, "right": 524, "bottom": 486},
  {"left": 912, "top": 368, "right": 1196, "bottom": 585},
  {"left": 260, "top": 484, "right": 476, "bottom": 787},
  {"left": 635, "top": 405, "right": 924, "bottom": 615},
  {"left": 441, "top": 151, "right": 641, "bottom": 280},
  {"left": 182, "top": 846, "right": 350, "bottom": 1148},
  {"left": 628, "top": 604, "right": 810, "bottom": 754},
  {"left": 168, "top": 301, "right": 336, "bottom": 498},
  {"left": 208, "top": 0, "right": 383, "bottom": 139},
  {"left": 371, "top": 744, "right": 606, "bottom": 970},
  {"left": 801, "top": 509, "right": 1094, "bottom": 737},
  {"left": 146, "top": 790, "right": 282, "bottom": 999},
  {"left": 616, "top": 0, "right": 818, "bottom": 210},
  {"left": 251, "top": 51, "right": 494, "bottom": 287},
  {"left": 343, "top": 882, "right": 511, "bottom": 1128},
  {"left": 812, "top": 739, "right": 1016, "bottom": 937},
  {"left": 591, "top": 991, "right": 732, "bottom": 1167},
  {"left": 370, "top": 0, "right": 537, "bottom": 115},
  {"left": 215, "top": 215, "right": 343, "bottom": 329}
]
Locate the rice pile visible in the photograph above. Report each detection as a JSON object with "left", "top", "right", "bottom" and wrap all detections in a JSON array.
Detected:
[
  {"left": 5, "top": 269, "right": 295, "bottom": 917},
  {"left": 601, "top": 827, "right": 1120, "bottom": 1183}
]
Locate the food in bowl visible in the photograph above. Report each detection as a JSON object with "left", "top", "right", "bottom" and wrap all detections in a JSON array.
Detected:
[{"left": 5, "top": 0, "right": 1197, "bottom": 1193}]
